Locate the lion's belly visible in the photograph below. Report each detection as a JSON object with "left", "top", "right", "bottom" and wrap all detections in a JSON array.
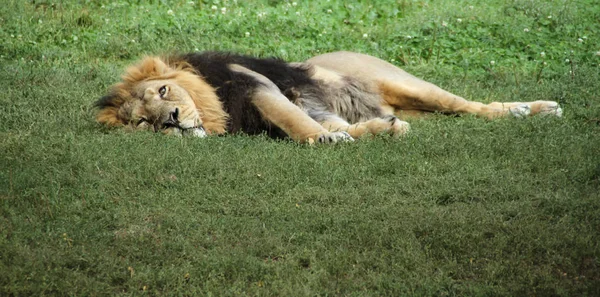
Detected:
[{"left": 298, "top": 77, "right": 384, "bottom": 124}]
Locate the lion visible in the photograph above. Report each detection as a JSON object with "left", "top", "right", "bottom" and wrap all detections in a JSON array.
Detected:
[{"left": 95, "top": 51, "right": 562, "bottom": 144}]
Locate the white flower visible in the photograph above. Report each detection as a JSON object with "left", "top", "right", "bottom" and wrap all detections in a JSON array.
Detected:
[
  {"left": 327, "top": 9, "right": 332, "bottom": 13},
  {"left": 469, "top": 5, "right": 474, "bottom": 9},
  {"left": 292, "top": 2, "right": 297, "bottom": 6},
  {"left": 363, "top": 33, "right": 368, "bottom": 38},
  {"left": 540, "top": 52, "right": 546, "bottom": 57},
  {"left": 73, "top": 35, "right": 78, "bottom": 41},
  {"left": 211, "top": 5, "right": 218, "bottom": 10},
  {"left": 456, "top": 18, "right": 462, "bottom": 23},
  {"left": 442, "top": 21, "right": 448, "bottom": 27},
  {"left": 245, "top": 32, "right": 250, "bottom": 37},
  {"left": 547, "top": 15, "right": 552, "bottom": 19},
  {"left": 406, "top": 35, "right": 412, "bottom": 39},
  {"left": 524, "top": 28, "right": 529, "bottom": 32},
  {"left": 490, "top": 60, "right": 495, "bottom": 65},
  {"left": 595, "top": 51, "right": 600, "bottom": 56},
  {"left": 565, "top": 59, "right": 570, "bottom": 63},
  {"left": 543, "top": 61, "right": 547, "bottom": 65},
  {"left": 131, "top": 39, "right": 136, "bottom": 43},
  {"left": 167, "top": 9, "right": 174, "bottom": 15},
  {"left": 578, "top": 38, "right": 583, "bottom": 42},
  {"left": 221, "top": 7, "right": 226, "bottom": 14}
]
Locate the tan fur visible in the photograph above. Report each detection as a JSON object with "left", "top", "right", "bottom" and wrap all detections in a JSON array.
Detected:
[
  {"left": 227, "top": 64, "right": 335, "bottom": 143},
  {"left": 306, "top": 51, "right": 562, "bottom": 120},
  {"left": 97, "top": 51, "right": 562, "bottom": 143},
  {"left": 96, "top": 106, "right": 123, "bottom": 126},
  {"left": 377, "top": 80, "right": 506, "bottom": 119},
  {"left": 306, "top": 65, "right": 347, "bottom": 88},
  {"left": 321, "top": 116, "right": 410, "bottom": 138},
  {"left": 98, "top": 57, "right": 228, "bottom": 134}
]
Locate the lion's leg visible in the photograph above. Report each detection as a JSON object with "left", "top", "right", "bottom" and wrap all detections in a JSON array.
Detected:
[
  {"left": 393, "top": 109, "right": 437, "bottom": 120},
  {"left": 228, "top": 64, "right": 353, "bottom": 144},
  {"left": 319, "top": 114, "right": 409, "bottom": 138},
  {"left": 307, "top": 51, "right": 562, "bottom": 119},
  {"left": 378, "top": 80, "right": 512, "bottom": 119},
  {"left": 378, "top": 80, "right": 562, "bottom": 118}
]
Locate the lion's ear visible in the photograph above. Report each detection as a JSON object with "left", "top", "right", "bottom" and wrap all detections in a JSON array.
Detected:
[
  {"left": 95, "top": 93, "right": 125, "bottom": 126},
  {"left": 122, "top": 56, "right": 171, "bottom": 83},
  {"left": 141, "top": 56, "right": 170, "bottom": 75}
]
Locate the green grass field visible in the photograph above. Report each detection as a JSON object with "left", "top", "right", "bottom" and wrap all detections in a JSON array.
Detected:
[{"left": 1, "top": 0, "right": 599, "bottom": 295}]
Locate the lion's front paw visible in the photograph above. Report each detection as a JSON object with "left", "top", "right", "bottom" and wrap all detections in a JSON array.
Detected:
[{"left": 314, "top": 131, "right": 354, "bottom": 144}]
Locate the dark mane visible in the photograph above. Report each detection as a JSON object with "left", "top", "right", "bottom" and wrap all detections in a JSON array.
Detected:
[
  {"left": 94, "top": 94, "right": 119, "bottom": 108},
  {"left": 174, "top": 52, "right": 324, "bottom": 138}
]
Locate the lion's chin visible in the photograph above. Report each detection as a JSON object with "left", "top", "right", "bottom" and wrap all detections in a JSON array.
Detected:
[
  {"left": 165, "top": 127, "right": 207, "bottom": 138},
  {"left": 184, "top": 127, "right": 207, "bottom": 138}
]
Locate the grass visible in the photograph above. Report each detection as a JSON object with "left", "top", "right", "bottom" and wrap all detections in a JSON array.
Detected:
[{"left": 1, "top": 0, "right": 600, "bottom": 295}]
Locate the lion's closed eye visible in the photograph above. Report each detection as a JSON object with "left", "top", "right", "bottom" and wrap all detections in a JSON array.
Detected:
[
  {"left": 134, "top": 117, "right": 154, "bottom": 130},
  {"left": 136, "top": 117, "right": 148, "bottom": 126}
]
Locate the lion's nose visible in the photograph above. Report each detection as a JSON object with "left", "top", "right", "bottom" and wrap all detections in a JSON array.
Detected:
[
  {"left": 170, "top": 108, "right": 179, "bottom": 122},
  {"left": 161, "top": 108, "right": 180, "bottom": 129}
]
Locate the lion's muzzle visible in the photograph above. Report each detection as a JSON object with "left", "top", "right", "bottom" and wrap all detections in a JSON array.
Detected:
[{"left": 160, "top": 107, "right": 206, "bottom": 138}]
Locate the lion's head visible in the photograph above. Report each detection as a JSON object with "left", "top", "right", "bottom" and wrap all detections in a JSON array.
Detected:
[{"left": 95, "top": 56, "right": 228, "bottom": 137}]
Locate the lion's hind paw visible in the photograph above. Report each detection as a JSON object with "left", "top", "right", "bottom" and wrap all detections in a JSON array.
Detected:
[
  {"left": 509, "top": 104, "right": 532, "bottom": 118},
  {"left": 538, "top": 101, "right": 563, "bottom": 117},
  {"left": 371, "top": 116, "right": 410, "bottom": 137}
]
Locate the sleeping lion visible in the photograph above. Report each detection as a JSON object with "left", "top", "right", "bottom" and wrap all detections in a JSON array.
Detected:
[{"left": 96, "top": 51, "right": 562, "bottom": 144}]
